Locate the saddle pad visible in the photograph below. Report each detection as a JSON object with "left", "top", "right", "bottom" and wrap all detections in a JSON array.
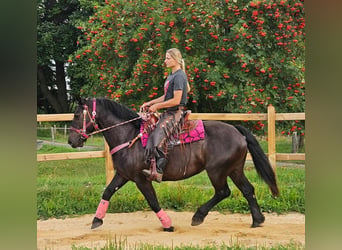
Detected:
[{"left": 140, "top": 120, "right": 205, "bottom": 148}]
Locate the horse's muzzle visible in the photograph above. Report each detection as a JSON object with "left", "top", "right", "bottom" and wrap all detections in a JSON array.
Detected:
[{"left": 68, "top": 137, "right": 85, "bottom": 148}]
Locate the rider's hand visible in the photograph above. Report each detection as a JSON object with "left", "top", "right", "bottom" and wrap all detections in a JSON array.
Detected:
[
  {"left": 141, "top": 102, "right": 151, "bottom": 112},
  {"left": 148, "top": 104, "right": 158, "bottom": 113}
]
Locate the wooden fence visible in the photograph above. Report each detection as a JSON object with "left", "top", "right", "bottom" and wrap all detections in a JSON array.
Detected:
[{"left": 37, "top": 106, "right": 305, "bottom": 185}]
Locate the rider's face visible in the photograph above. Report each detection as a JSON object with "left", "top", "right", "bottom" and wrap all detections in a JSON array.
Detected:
[{"left": 164, "top": 53, "right": 177, "bottom": 68}]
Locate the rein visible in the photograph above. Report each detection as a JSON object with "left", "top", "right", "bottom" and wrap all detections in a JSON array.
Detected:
[{"left": 88, "top": 116, "right": 142, "bottom": 137}]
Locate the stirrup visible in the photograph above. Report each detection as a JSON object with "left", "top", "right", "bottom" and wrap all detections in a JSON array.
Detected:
[{"left": 142, "top": 169, "right": 163, "bottom": 183}]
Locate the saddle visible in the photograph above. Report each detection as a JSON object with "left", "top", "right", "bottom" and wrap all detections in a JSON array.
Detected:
[
  {"left": 181, "top": 111, "right": 198, "bottom": 132},
  {"left": 139, "top": 110, "right": 205, "bottom": 149},
  {"left": 139, "top": 110, "right": 195, "bottom": 136}
]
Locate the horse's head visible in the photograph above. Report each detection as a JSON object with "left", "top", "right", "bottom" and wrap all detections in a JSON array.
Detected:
[{"left": 68, "top": 98, "right": 99, "bottom": 148}]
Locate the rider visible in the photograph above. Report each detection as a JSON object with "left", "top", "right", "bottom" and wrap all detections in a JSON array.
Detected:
[{"left": 141, "top": 48, "right": 190, "bottom": 183}]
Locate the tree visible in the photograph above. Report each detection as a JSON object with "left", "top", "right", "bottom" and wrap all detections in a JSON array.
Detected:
[
  {"left": 69, "top": 0, "right": 305, "bottom": 135},
  {"left": 37, "top": 0, "right": 95, "bottom": 113}
]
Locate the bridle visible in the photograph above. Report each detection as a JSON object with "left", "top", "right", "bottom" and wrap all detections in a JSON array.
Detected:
[
  {"left": 70, "top": 98, "right": 142, "bottom": 141},
  {"left": 70, "top": 98, "right": 99, "bottom": 139}
]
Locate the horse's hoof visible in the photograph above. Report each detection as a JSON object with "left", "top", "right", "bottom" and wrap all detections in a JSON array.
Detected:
[
  {"left": 251, "top": 216, "right": 265, "bottom": 228},
  {"left": 163, "top": 226, "right": 174, "bottom": 232},
  {"left": 191, "top": 217, "right": 204, "bottom": 226},
  {"left": 91, "top": 217, "right": 103, "bottom": 229},
  {"left": 251, "top": 222, "right": 263, "bottom": 228},
  {"left": 191, "top": 210, "right": 207, "bottom": 226}
]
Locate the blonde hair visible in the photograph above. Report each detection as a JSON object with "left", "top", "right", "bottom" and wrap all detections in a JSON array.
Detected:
[
  {"left": 166, "top": 48, "right": 185, "bottom": 71},
  {"left": 166, "top": 48, "right": 190, "bottom": 92}
]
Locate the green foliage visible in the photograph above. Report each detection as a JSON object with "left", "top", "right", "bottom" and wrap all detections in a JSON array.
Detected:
[
  {"left": 37, "top": 0, "right": 97, "bottom": 113},
  {"left": 69, "top": 0, "right": 305, "bottom": 135}
]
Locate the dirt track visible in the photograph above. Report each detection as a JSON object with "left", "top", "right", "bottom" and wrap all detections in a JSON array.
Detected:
[{"left": 37, "top": 211, "right": 305, "bottom": 249}]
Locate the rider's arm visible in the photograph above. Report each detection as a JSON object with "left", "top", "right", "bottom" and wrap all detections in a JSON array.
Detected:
[
  {"left": 142, "top": 95, "right": 165, "bottom": 107},
  {"left": 149, "top": 90, "right": 182, "bottom": 112}
]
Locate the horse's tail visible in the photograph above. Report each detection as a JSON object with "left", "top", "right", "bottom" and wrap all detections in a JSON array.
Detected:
[{"left": 235, "top": 125, "right": 280, "bottom": 197}]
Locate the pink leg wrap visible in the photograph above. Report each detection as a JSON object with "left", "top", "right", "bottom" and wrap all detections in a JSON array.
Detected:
[
  {"left": 156, "top": 209, "right": 172, "bottom": 228},
  {"left": 95, "top": 199, "right": 109, "bottom": 219}
]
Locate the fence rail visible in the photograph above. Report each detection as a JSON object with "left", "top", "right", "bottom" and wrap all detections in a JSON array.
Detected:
[{"left": 37, "top": 106, "right": 305, "bottom": 185}]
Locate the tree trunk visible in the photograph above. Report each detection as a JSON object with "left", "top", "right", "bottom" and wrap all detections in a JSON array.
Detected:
[
  {"left": 38, "top": 66, "right": 63, "bottom": 113},
  {"left": 37, "top": 63, "right": 69, "bottom": 113},
  {"left": 55, "top": 61, "right": 69, "bottom": 113}
]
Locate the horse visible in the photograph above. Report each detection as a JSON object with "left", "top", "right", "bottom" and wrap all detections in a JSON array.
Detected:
[{"left": 68, "top": 97, "right": 279, "bottom": 231}]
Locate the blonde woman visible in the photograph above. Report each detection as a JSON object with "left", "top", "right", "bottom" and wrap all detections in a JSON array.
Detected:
[{"left": 141, "top": 48, "right": 190, "bottom": 182}]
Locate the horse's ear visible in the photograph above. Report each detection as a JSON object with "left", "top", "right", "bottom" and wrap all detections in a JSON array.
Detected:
[{"left": 77, "top": 97, "right": 86, "bottom": 105}]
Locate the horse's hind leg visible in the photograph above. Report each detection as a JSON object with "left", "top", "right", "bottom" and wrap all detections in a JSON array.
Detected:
[
  {"left": 230, "top": 170, "right": 265, "bottom": 227},
  {"left": 91, "top": 172, "right": 128, "bottom": 229},
  {"left": 192, "top": 177, "right": 231, "bottom": 226}
]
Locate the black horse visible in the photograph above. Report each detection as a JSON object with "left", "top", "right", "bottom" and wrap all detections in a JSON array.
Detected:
[{"left": 68, "top": 98, "right": 279, "bottom": 231}]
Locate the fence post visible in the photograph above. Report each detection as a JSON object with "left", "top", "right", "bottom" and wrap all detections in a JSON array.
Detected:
[
  {"left": 104, "top": 140, "right": 115, "bottom": 186},
  {"left": 292, "top": 131, "right": 299, "bottom": 153},
  {"left": 51, "top": 127, "right": 55, "bottom": 142},
  {"left": 64, "top": 124, "right": 67, "bottom": 138},
  {"left": 267, "top": 105, "right": 276, "bottom": 171}
]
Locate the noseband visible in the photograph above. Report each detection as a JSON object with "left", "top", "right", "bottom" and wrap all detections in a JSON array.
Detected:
[{"left": 70, "top": 98, "right": 99, "bottom": 139}]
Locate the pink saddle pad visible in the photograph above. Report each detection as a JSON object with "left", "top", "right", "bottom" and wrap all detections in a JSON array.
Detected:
[{"left": 140, "top": 120, "right": 205, "bottom": 147}]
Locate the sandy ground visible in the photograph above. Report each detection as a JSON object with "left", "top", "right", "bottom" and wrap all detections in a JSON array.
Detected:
[{"left": 37, "top": 211, "right": 305, "bottom": 249}]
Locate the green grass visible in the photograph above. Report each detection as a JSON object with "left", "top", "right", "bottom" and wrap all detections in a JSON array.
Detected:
[
  {"left": 258, "top": 135, "right": 305, "bottom": 153},
  {"left": 37, "top": 154, "right": 304, "bottom": 219},
  {"left": 258, "top": 136, "right": 305, "bottom": 165},
  {"left": 70, "top": 238, "right": 304, "bottom": 250}
]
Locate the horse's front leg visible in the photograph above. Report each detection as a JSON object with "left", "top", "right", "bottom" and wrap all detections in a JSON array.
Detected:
[
  {"left": 135, "top": 179, "right": 174, "bottom": 232},
  {"left": 91, "top": 172, "right": 128, "bottom": 229}
]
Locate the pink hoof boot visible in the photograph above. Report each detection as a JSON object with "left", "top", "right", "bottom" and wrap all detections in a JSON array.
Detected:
[
  {"left": 95, "top": 199, "right": 109, "bottom": 219},
  {"left": 156, "top": 209, "right": 174, "bottom": 232}
]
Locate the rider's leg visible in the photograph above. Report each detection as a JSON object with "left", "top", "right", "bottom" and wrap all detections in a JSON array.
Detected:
[
  {"left": 143, "top": 148, "right": 168, "bottom": 183},
  {"left": 155, "top": 149, "right": 168, "bottom": 180}
]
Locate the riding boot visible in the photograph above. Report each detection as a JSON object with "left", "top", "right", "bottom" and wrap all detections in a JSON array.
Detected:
[{"left": 142, "top": 157, "right": 168, "bottom": 183}]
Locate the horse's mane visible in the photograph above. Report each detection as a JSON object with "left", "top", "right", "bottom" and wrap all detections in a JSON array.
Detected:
[{"left": 96, "top": 98, "right": 141, "bottom": 129}]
